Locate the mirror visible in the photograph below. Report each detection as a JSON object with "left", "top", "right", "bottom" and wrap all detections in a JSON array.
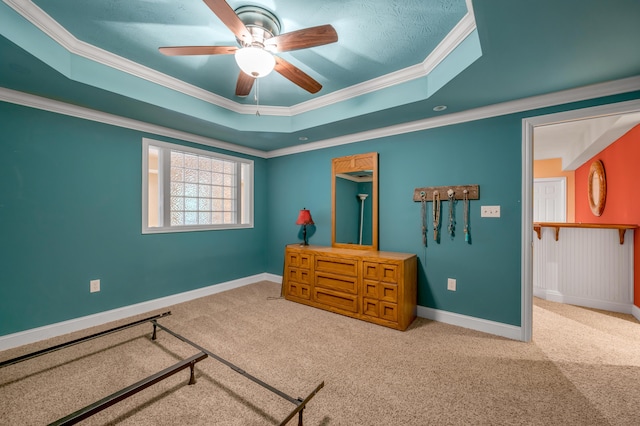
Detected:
[
  {"left": 332, "top": 152, "right": 378, "bottom": 250},
  {"left": 588, "top": 159, "right": 606, "bottom": 216}
]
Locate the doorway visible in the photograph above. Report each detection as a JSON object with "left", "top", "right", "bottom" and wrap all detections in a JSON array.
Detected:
[{"left": 521, "top": 98, "right": 640, "bottom": 342}]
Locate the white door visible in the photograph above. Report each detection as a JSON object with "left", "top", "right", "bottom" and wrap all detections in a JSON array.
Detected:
[{"left": 533, "top": 178, "right": 566, "bottom": 222}]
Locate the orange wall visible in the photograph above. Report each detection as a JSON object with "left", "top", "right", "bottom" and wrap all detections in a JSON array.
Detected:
[
  {"left": 575, "top": 124, "right": 640, "bottom": 307},
  {"left": 533, "top": 158, "right": 575, "bottom": 222}
]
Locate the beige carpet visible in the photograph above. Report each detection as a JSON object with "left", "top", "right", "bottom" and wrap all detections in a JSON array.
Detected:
[{"left": 1, "top": 281, "right": 640, "bottom": 425}]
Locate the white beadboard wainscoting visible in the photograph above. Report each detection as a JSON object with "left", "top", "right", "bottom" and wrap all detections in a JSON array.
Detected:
[{"left": 533, "top": 224, "right": 635, "bottom": 313}]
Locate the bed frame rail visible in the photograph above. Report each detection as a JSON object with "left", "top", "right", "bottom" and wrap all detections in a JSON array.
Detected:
[
  {"left": 0, "top": 311, "right": 172, "bottom": 368},
  {"left": 152, "top": 320, "right": 324, "bottom": 426},
  {"left": 1, "top": 312, "right": 324, "bottom": 425},
  {"left": 49, "top": 351, "right": 207, "bottom": 426}
]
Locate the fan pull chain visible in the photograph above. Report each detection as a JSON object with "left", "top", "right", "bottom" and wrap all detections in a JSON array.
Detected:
[{"left": 254, "top": 77, "right": 261, "bottom": 117}]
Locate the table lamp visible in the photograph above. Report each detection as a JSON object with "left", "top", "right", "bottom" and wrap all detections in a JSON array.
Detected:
[{"left": 296, "top": 208, "right": 314, "bottom": 246}]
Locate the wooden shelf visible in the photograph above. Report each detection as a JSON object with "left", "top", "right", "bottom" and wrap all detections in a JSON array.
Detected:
[{"left": 533, "top": 222, "right": 638, "bottom": 245}]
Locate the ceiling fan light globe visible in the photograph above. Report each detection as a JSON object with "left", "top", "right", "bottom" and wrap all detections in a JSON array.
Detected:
[{"left": 235, "top": 47, "right": 275, "bottom": 78}]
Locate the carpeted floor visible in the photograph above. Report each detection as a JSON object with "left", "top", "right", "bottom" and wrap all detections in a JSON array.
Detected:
[{"left": 1, "top": 281, "right": 639, "bottom": 425}]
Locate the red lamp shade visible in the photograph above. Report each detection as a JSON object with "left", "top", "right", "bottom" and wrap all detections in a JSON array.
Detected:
[{"left": 296, "top": 209, "right": 314, "bottom": 225}]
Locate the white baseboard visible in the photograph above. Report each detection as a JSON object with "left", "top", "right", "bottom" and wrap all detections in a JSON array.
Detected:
[
  {"left": 417, "top": 305, "right": 523, "bottom": 341},
  {"left": 0, "top": 273, "right": 282, "bottom": 352},
  {"left": 14, "top": 274, "right": 632, "bottom": 351},
  {"left": 534, "top": 289, "right": 633, "bottom": 314}
]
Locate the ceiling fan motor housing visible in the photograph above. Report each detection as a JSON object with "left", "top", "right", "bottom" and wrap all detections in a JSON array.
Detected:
[
  {"left": 159, "top": 1, "right": 336, "bottom": 95},
  {"left": 234, "top": 6, "right": 281, "bottom": 48}
]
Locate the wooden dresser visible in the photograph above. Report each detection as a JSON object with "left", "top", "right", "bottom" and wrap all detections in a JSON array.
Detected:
[{"left": 283, "top": 244, "right": 417, "bottom": 331}]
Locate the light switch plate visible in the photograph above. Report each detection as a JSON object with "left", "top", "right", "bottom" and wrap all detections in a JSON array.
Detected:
[{"left": 90, "top": 279, "right": 100, "bottom": 293}]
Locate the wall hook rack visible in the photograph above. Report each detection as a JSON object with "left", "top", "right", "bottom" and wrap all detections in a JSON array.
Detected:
[{"left": 413, "top": 185, "right": 479, "bottom": 202}]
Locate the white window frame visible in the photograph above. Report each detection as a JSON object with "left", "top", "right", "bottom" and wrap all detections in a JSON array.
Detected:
[{"left": 142, "top": 138, "right": 254, "bottom": 234}]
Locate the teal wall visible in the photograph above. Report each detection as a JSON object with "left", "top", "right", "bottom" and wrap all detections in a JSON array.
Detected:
[
  {"left": 266, "top": 117, "right": 522, "bottom": 325},
  {"left": 334, "top": 177, "right": 359, "bottom": 244},
  {"left": 266, "top": 91, "right": 640, "bottom": 327},
  {"left": 2, "top": 90, "right": 639, "bottom": 337},
  {"left": 0, "top": 102, "right": 268, "bottom": 336},
  {"left": 333, "top": 179, "right": 373, "bottom": 246}
]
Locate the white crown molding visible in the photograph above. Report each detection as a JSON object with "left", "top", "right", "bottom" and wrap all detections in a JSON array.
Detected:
[
  {"left": 3, "top": 0, "right": 243, "bottom": 112},
  {"left": 0, "top": 87, "right": 268, "bottom": 158},
  {"left": 2, "top": 73, "right": 637, "bottom": 160},
  {"left": 421, "top": 0, "right": 476, "bottom": 75},
  {"left": 289, "top": 4, "right": 478, "bottom": 116},
  {"left": 4, "top": 0, "right": 476, "bottom": 118},
  {"left": 267, "top": 75, "right": 640, "bottom": 158},
  {"left": 292, "top": 65, "right": 425, "bottom": 115},
  {"left": 522, "top": 94, "right": 640, "bottom": 127}
]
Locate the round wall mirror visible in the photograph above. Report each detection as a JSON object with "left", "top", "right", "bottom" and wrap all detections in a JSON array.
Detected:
[{"left": 587, "top": 160, "right": 606, "bottom": 216}]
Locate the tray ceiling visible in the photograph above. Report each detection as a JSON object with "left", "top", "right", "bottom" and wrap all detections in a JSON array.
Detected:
[{"left": 1, "top": 0, "right": 639, "bottom": 153}]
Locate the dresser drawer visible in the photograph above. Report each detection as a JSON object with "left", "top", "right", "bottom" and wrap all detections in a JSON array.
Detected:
[
  {"left": 363, "top": 261, "right": 399, "bottom": 283},
  {"left": 314, "top": 288, "right": 358, "bottom": 313},
  {"left": 286, "top": 267, "right": 311, "bottom": 284},
  {"left": 362, "top": 298, "right": 379, "bottom": 317},
  {"left": 363, "top": 299, "right": 398, "bottom": 322},
  {"left": 363, "top": 280, "right": 378, "bottom": 298},
  {"left": 315, "top": 272, "right": 357, "bottom": 295},
  {"left": 363, "top": 281, "right": 398, "bottom": 303},
  {"left": 379, "top": 283, "right": 398, "bottom": 303},
  {"left": 286, "top": 252, "right": 312, "bottom": 269},
  {"left": 380, "top": 263, "right": 399, "bottom": 283},
  {"left": 380, "top": 302, "right": 398, "bottom": 322},
  {"left": 363, "top": 262, "right": 380, "bottom": 280},
  {"left": 315, "top": 256, "right": 358, "bottom": 276},
  {"left": 288, "top": 282, "right": 311, "bottom": 300}
]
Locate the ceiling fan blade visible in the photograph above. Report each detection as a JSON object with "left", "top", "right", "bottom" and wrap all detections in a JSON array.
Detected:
[
  {"left": 235, "top": 71, "right": 255, "bottom": 97},
  {"left": 202, "top": 0, "right": 252, "bottom": 44},
  {"left": 159, "top": 46, "right": 237, "bottom": 56},
  {"left": 274, "top": 56, "right": 322, "bottom": 94},
  {"left": 265, "top": 25, "right": 338, "bottom": 53}
]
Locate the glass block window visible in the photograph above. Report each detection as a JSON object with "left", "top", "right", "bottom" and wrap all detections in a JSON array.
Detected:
[{"left": 143, "top": 138, "right": 253, "bottom": 233}]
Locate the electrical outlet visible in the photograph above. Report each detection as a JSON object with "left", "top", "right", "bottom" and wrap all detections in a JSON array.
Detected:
[
  {"left": 90, "top": 279, "right": 100, "bottom": 293},
  {"left": 447, "top": 278, "right": 456, "bottom": 291},
  {"left": 481, "top": 205, "right": 501, "bottom": 217}
]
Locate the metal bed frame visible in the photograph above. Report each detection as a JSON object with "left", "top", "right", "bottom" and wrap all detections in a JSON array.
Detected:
[{"left": 0, "top": 312, "right": 324, "bottom": 426}]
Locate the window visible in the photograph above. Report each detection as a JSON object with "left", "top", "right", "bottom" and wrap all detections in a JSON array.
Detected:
[{"left": 142, "top": 138, "right": 253, "bottom": 233}]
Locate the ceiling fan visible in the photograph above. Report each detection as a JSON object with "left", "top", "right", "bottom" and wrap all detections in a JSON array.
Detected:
[{"left": 159, "top": 0, "right": 338, "bottom": 97}]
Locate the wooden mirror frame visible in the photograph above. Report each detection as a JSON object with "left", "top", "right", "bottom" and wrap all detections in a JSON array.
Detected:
[
  {"left": 331, "top": 152, "right": 378, "bottom": 250},
  {"left": 588, "top": 159, "right": 606, "bottom": 217}
]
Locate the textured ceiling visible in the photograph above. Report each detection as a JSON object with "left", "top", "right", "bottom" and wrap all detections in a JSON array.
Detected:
[
  {"left": 1, "top": 0, "right": 639, "bottom": 153},
  {"left": 27, "top": 0, "right": 468, "bottom": 106},
  {"left": 28, "top": 0, "right": 467, "bottom": 105}
]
